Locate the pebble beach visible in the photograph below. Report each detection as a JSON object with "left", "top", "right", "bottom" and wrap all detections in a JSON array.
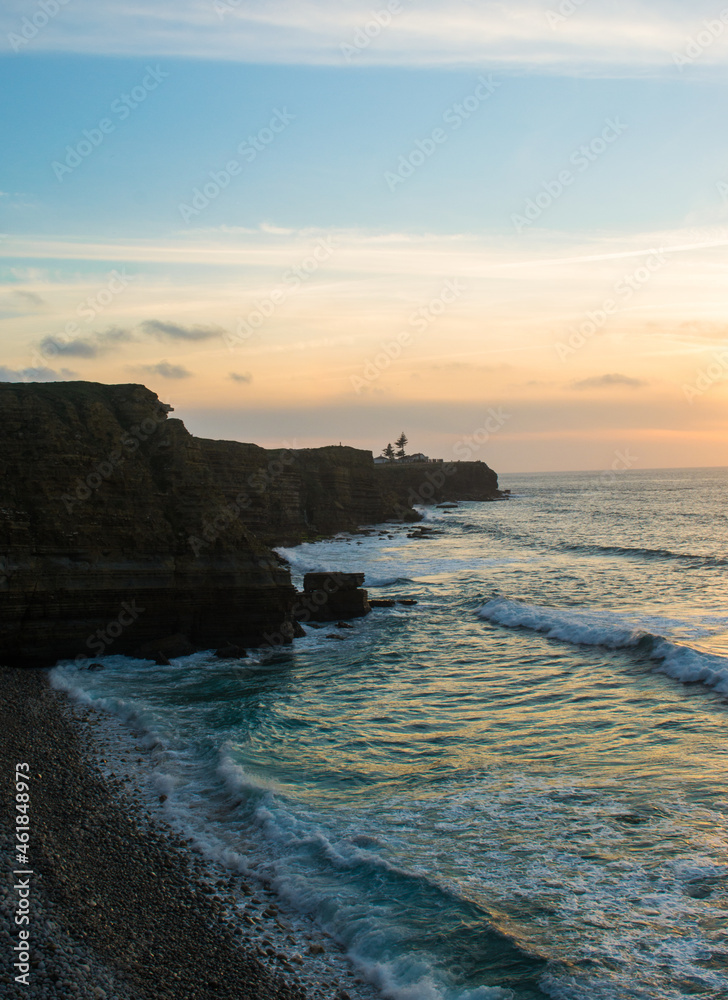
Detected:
[{"left": 0, "top": 667, "right": 364, "bottom": 1000}]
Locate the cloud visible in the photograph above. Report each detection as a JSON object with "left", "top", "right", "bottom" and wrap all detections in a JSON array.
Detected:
[
  {"left": 140, "top": 319, "right": 223, "bottom": 341},
  {"left": 11, "top": 289, "right": 45, "bottom": 307},
  {"left": 32, "top": 326, "right": 135, "bottom": 363},
  {"left": 97, "top": 326, "right": 135, "bottom": 346},
  {"left": 38, "top": 336, "right": 99, "bottom": 358},
  {"left": 0, "top": 1, "right": 720, "bottom": 75},
  {"left": 5, "top": 226, "right": 728, "bottom": 278},
  {"left": 571, "top": 373, "right": 648, "bottom": 390},
  {"left": 229, "top": 371, "right": 252, "bottom": 383},
  {"left": 139, "top": 361, "right": 192, "bottom": 379},
  {"left": 0, "top": 365, "right": 77, "bottom": 382}
]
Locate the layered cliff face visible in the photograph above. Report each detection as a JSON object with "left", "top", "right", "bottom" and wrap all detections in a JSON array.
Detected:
[
  {"left": 196, "top": 440, "right": 404, "bottom": 546},
  {"left": 0, "top": 382, "right": 295, "bottom": 666},
  {"left": 0, "top": 381, "right": 503, "bottom": 666}
]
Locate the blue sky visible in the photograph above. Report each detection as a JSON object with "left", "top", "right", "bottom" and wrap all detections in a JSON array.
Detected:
[
  {"left": 2, "top": 59, "right": 726, "bottom": 236},
  {"left": 2, "top": 1, "right": 728, "bottom": 471}
]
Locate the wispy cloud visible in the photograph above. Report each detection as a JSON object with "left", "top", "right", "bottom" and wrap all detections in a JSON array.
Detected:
[
  {"left": 38, "top": 336, "right": 99, "bottom": 358},
  {"left": 4, "top": 226, "right": 728, "bottom": 276},
  {"left": 571, "top": 373, "right": 648, "bottom": 390},
  {"left": 0, "top": 1, "right": 723, "bottom": 74},
  {"left": 229, "top": 371, "right": 252, "bottom": 383},
  {"left": 11, "top": 289, "right": 46, "bottom": 307},
  {"left": 138, "top": 360, "right": 193, "bottom": 379},
  {"left": 33, "top": 326, "right": 135, "bottom": 361},
  {"left": 96, "top": 326, "right": 136, "bottom": 347},
  {"left": 140, "top": 319, "right": 224, "bottom": 341}
]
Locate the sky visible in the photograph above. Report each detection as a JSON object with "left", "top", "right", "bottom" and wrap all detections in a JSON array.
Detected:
[{"left": 2, "top": 1, "right": 728, "bottom": 473}]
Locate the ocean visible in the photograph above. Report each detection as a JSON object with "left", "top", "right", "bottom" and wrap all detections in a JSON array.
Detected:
[{"left": 51, "top": 467, "right": 728, "bottom": 1000}]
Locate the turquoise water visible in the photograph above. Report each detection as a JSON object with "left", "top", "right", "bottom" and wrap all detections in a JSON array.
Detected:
[{"left": 53, "top": 468, "right": 728, "bottom": 1000}]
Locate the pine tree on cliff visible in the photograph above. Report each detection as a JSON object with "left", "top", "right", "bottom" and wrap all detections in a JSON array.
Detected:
[
  {"left": 382, "top": 443, "right": 395, "bottom": 461},
  {"left": 395, "top": 432, "right": 408, "bottom": 459}
]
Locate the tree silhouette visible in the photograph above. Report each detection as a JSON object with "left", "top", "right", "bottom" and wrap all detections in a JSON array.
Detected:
[
  {"left": 382, "top": 443, "right": 395, "bottom": 461},
  {"left": 395, "top": 432, "right": 408, "bottom": 459}
]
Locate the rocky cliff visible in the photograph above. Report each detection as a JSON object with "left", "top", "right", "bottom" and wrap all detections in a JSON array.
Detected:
[
  {"left": 0, "top": 382, "right": 296, "bottom": 666},
  {"left": 373, "top": 460, "right": 501, "bottom": 509},
  {"left": 0, "top": 381, "right": 503, "bottom": 666},
  {"left": 195, "top": 440, "right": 408, "bottom": 546}
]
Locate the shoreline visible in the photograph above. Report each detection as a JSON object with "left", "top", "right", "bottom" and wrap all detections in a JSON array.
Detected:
[{"left": 0, "top": 667, "right": 376, "bottom": 1000}]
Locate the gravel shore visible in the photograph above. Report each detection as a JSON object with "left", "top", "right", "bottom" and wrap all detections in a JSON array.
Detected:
[{"left": 0, "top": 668, "right": 355, "bottom": 1000}]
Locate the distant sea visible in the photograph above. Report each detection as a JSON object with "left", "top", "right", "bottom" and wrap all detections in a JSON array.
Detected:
[{"left": 53, "top": 467, "right": 728, "bottom": 1000}]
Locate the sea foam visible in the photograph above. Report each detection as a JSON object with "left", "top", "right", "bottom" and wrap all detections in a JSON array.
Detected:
[{"left": 478, "top": 598, "right": 728, "bottom": 695}]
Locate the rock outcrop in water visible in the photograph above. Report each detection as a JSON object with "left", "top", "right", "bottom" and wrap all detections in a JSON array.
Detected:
[{"left": 0, "top": 381, "right": 502, "bottom": 666}]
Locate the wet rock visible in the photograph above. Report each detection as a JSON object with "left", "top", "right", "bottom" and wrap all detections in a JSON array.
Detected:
[
  {"left": 133, "top": 634, "right": 196, "bottom": 663},
  {"left": 369, "top": 599, "right": 395, "bottom": 608},
  {"left": 303, "top": 572, "right": 364, "bottom": 591},
  {"left": 293, "top": 572, "right": 371, "bottom": 622},
  {"left": 214, "top": 643, "right": 246, "bottom": 659}
]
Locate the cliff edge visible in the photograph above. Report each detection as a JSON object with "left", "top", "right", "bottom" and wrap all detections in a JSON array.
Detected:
[
  {"left": 0, "top": 381, "right": 503, "bottom": 666},
  {"left": 0, "top": 382, "right": 296, "bottom": 666}
]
